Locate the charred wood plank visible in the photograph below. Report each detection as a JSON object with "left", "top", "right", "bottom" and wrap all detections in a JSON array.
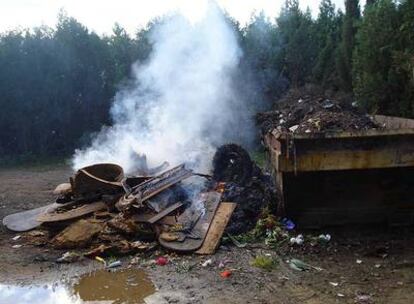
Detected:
[{"left": 147, "top": 202, "right": 184, "bottom": 224}]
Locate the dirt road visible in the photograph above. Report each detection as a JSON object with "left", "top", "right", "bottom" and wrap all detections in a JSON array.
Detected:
[{"left": 0, "top": 164, "right": 413, "bottom": 303}]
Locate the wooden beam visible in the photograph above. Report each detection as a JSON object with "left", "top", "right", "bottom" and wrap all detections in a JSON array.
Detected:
[
  {"left": 279, "top": 148, "right": 414, "bottom": 172},
  {"left": 196, "top": 202, "right": 237, "bottom": 255},
  {"left": 147, "top": 202, "right": 184, "bottom": 224}
]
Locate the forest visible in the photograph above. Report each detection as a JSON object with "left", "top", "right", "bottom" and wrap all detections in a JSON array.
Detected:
[{"left": 0, "top": 0, "right": 413, "bottom": 162}]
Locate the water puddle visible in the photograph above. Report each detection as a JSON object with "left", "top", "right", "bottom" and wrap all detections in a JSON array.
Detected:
[{"left": 0, "top": 269, "right": 155, "bottom": 304}]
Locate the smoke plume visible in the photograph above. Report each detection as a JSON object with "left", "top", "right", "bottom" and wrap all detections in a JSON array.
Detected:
[{"left": 72, "top": 3, "right": 252, "bottom": 173}]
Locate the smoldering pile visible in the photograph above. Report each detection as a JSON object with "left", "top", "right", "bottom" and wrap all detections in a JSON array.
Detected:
[
  {"left": 3, "top": 145, "right": 276, "bottom": 258},
  {"left": 212, "top": 144, "right": 277, "bottom": 234},
  {"left": 256, "top": 87, "right": 380, "bottom": 135}
]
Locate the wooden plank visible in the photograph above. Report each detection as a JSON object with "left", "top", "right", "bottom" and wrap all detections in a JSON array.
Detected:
[
  {"left": 196, "top": 202, "right": 236, "bottom": 255},
  {"left": 37, "top": 201, "right": 107, "bottom": 223},
  {"left": 2, "top": 203, "right": 59, "bottom": 232},
  {"left": 279, "top": 148, "right": 414, "bottom": 172},
  {"left": 158, "top": 191, "right": 221, "bottom": 252},
  {"left": 132, "top": 213, "right": 177, "bottom": 225},
  {"left": 374, "top": 115, "right": 414, "bottom": 129},
  {"left": 147, "top": 202, "right": 184, "bottom": 224},
  {"left": 271, "top": 128, "right": 414, "bottom": 140}
]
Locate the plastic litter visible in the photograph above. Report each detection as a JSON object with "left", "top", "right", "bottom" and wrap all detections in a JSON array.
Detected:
[
  {"left": 201, "top": 259, "right": 213, "bottom": 267},
  {"left": 155, "top": 256, "right": 168, "bottom": 266},
  {"left": 12, "top": 235, "right": 21, "bottom": 241},
  {"left": 220, "top": 270, "right": 232, "bottom": 278},
  {"left": 281, "top": 218, "right": 295, "bottom": 230},
  {"left": 56, "top": 251, "right": 82, "bottom": 263},
  {"left": 288, "top": 258, "right": 322, "bottom": 272},
  {"left": 290, "top": 234, "right": 304, "bottom": 245},
  {"left": 107, "top": 260, "right": 122, "bottom": 268},
  {"left": 318, "top": 234, "right": 331, "bottom": 243}
]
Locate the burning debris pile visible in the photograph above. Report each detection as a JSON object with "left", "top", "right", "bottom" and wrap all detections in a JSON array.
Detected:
[
  {"left": 3, "top": 145, "right": 275, "bottom": 257},
  {"left": 256, "top": 88, "right": 380, "bottom": 135},
  {"left": 213, "top": 144, "right": 277, "bottom": 234}
]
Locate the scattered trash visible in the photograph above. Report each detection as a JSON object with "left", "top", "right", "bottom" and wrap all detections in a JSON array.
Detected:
[
  {"left": 11, "top": 244, "right": 22, "bottom": 249},
  {"left": 356, "top": 259, "right": 363, "bottom": 264},
  {"left": 95, "top": 256, "right": 107, "bottom": 266},
  {"left": 290, "top": 234, "right": 304, "bottom": 245},
  {"left": 337, "top": 293, "right": 345, "bottom": 298},
  {"left": 355, "top": 294, "right": 372, "bottom": 303},
  {"left": 107, "top": 260, "right": 122, "bottom": 268},
  {"left": 329, "top": 282, "right": 339, "bottom": 287},
  {"left": 220, "top": 270, "right": 232, "bottom": 278},
  {"left": 201, "top": 259, "right": 213, "bottom": 267},
  {"left": 11, "top": 235, "right": 21, "bottom": 241},
  {"left": 281, "top": 218, "right": 295, "bottom": 230},
  {"left": 318, "top": 234, "right": 331, "bottom": 243},
  {"left": 375, "top": 264, "right": 381, "bottom": 268},
  {"left": 288, "top": 258, "right": 322, "bottom": 272},
  {"left": 130, "top": 256, "right": 140, "bottom": 265},
  {"left": 56, "top": 251, "right": 82, "bottom": 263},
  {"left": 155, "top": 256, "right": 168, "bottom": 266}
]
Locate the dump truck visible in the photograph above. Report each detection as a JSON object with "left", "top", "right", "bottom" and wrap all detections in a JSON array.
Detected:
[{"left": 264, "top": 115, "right": 414, "bottom": 228}]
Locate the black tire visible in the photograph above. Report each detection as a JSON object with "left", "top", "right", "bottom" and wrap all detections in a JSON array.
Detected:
[{"left": 212, "top": 144, "right": 253, "bottom": 185}]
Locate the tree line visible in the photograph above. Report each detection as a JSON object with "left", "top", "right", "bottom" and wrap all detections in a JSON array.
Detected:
[{"left": 0, "top": 0, "right": 413, "bottom": 162}]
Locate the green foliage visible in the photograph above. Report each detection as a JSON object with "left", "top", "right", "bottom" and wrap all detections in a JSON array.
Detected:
[
  {"left": 277, "top": 0, "right": 317, "bottom": 87},
  {"left": 337, "top": 0, "right": 361, "bottom": 92},
  {"left": 312, "top": 0, "right": 342, "bottom": 88},
  {"left": 353, "top": 0, "right": 400, "bottom": 114},
  {"left": 251, "top": 256, "right": 278, "bottom": 271}
]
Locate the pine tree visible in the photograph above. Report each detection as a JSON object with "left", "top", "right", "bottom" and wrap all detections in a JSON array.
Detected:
[
  {"left": 313, "top": 0, "right": 341, "bottom": 88},
  {"left": 353, "top": 0, "right": 399, "bottom": 114},
  {"left": 337, "top": 0, "right": 360, "bottom": 92}
]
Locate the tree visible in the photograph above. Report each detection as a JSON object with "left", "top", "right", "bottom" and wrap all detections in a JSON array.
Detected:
[
  {"left": 277, "top": 0, "right": 317, "bottom": 87},
  {"left": 337, "top": 0, "right": 360, "bottom": 92},
  {"left": 353, "top": 0, "right": 399, "bottom": 114},
  {"left": 313, "top": 0, "right": 342, "bottom": 88}
]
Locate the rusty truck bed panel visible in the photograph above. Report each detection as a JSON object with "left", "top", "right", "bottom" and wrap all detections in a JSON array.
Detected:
[{"left": 265, "top": 115, "right": 414, "bottom": 227}]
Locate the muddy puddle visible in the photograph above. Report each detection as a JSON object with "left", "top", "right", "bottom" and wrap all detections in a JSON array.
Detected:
[{"left": 0, "top": 269, "right": 155, "bottom": 304}]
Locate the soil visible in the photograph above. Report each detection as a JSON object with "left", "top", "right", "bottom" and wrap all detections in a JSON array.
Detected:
[{"left": 1, "top": 164, "right": 414, "bottom": 303}]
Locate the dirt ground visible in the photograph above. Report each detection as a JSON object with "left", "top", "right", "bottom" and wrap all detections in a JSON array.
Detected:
[{"left": 1, "top": 164, "right": 414, "bottom": 303}]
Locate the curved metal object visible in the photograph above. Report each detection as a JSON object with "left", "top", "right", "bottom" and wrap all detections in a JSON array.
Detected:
[{"left": 71, "top": 163, "right": 124, "bottom": 198}]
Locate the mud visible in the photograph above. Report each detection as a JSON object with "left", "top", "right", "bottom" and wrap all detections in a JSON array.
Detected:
[{"left": 1, "top": 164, "right": 414, "bottom": 303}]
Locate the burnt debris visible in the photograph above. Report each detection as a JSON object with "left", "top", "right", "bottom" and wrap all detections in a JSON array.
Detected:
[{"left": 213, "top": 144, "right": 277, "bottom": 234}]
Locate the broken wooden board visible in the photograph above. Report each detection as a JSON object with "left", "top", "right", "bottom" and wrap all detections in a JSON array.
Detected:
[
  {"left": 52, "top": 219, "right": 103, "bottom": 249},
  {"left": 132, "top": 213, "right": 178, "bottom": 225},
  {"left": 158, "top": 191, "right": 221, "bottom": 252},
  {"left": 2, "top": 203, "right": 61, "bottom": 232},
  {"left": 147, "top": 202, "right": 183, "bottom": 224},
  {"left": 37, "top": 201, "right": 107, "bottom": 223},
  {"left": 196, "top": 202, "right": 237, "bottom": 255}
]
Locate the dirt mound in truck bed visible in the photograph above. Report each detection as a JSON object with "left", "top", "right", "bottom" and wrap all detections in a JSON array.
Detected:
[{"left": 257, "top": 87, "right": 380, "bottom": 134}]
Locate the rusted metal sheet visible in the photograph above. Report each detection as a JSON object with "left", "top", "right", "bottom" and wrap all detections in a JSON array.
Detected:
[
  {"left": 71, "top": 163, "right": 124, "bottom": 198},
  {"left": 116, "top": 164, "right": 193, "bottom": 211}
]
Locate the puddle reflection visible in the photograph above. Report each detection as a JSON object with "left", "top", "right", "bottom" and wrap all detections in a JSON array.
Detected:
[{"left": 0, "top": 269, "right": 155, "bottom": 304}]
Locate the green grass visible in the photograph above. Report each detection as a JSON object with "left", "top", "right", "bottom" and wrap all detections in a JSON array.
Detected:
[{"left": 251, "top": 255, "right": 278, "bottom": 271}]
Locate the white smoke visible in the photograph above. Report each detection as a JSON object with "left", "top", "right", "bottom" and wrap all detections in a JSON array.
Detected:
[{"left": 72, "top": 3, "right": 250, "bottom": 173}]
